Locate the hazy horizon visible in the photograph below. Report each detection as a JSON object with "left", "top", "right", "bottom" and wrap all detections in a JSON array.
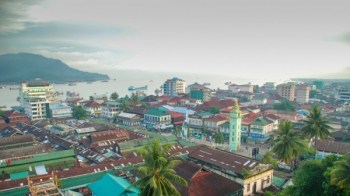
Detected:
[{"left": 1, "top": 0, "right": 350, "bottom": 80}]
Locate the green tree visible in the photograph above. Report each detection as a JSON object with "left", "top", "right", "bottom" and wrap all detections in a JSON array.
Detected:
[
  {"left": 110, "top": 92, "right": 119, "bottom": 101},
  {"left": 271, "top": 121, "right": 307, "bottom": 169},
  {"left": 292, "top": 159, "right": 325, "bottom": 196},
  {"left": 302, "top": 105, "right": 333, "bottom": 147},
  {"left": 331, "top": 155, "right": 350, "bottom": 190},
  {"left": 174, "top": 126, "right": 182, "bottom": 138},
  {"left": 0, "top": 109, "right": 4, "bottom": 116},
  {"left": 120, "top": 98, "right": 130, "bottom": 112},
  {"left": 72, "top": 106, "right": 87, "bottom": 120},
  {"left": 135, "top": 139, "right": 187, "bottom": 196},
  {"left": 209, "top": 106, "right": 220, "bottom": 114},
  {"left": 273, "top": 99, "right": 295, "bottom": 111},
  {"left": 214, "top": 131, "right": 224, "bottom": 144},
  {"left": 261, "top": 152, "right": 278, "bottom": 169},
  {"left": 131, "top": 92, "right": 140, "bottom": 106}
]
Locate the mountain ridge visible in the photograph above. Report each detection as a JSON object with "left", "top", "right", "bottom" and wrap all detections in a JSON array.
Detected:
[{"left": 0, "top": 53, "right": 109, "bottom": 84}]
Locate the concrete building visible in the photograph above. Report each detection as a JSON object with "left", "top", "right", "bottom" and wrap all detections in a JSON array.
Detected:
[
  {"left": 188, "top": 146, "right": 273, "bottom": 196},
  {"left": 229, "top": 84, "right": 254, "bottom": 93},
  {"left": 162, "top": 77, "right": 186, "bottom": 97},
  {"left": 116, "top": 112, "right": 141, "bottom": 126},
  {"left": 188, "top": 83, "right": 211, "bottom": 101},
  {"left": 143, "top": 108, "right": 172, "bottom": 130},
  {"left": 295, "top": 84, "right": 310, "bottom": 104},
  {"left": 24, "top": 97, "right": 50, "bottom": 120},
  {"left": 49, "top": 103, "right": 72, "bottom": 118},
  {"left": 276, "top": 83, "right": 295, "bottom": 101},
  {"left": 337, "top": 88, "right": 350, "bottom": 101},
  {"left": 102, "top": 101, "right": 121, "bottom": 119},
  {"left": 20, "top": 81, "right": 56, "bottom": 120}
]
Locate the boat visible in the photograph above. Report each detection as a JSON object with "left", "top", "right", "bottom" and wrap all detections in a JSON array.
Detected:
[
  {"left": 0, "top": 86, "right": 6, "bottom": 89},
  {"left": 0, "top": 106, "right": 6, "bottom": 109},
  {"left": 128, "top": 85, "right": 148, "bottom": 91},
  {"left": 86, "top": 81, "right": 93, "bottom": 84},
  {"left": 101, "top": 80, "right": 109, "bottom": 82},
  {"left": 68, "top": 83, "right": 77, "bottom": 86},
  {"left": 203, "top": 82, "right": 211, "bottom": 86}
]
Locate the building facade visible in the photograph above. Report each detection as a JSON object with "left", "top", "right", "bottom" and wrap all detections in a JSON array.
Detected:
[
  {"left": 20, "top": 81, "right": 56, "bottom": 120},
  {"left": 276, "top": 83, "right": 295, "bottom": 101},
  {"left": 49, "top": 103, "right": 72, "bottom": 118},
  {"left": 295, "top": 84, "right": 310, "bottom": 104},
  {"left": 162, "top": 77, "right": 186, "bottom": 97},
  {"left": 143, "top": 108, "right": 172, "bottom": 130}
]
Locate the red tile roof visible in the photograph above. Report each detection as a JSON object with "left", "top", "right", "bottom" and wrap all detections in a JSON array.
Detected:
[
  {"left": 189, "top": 169, "right": 243, "bottom": 196},
  {"left": 84, "top": 101, "right": 102, "bottom": 108}
]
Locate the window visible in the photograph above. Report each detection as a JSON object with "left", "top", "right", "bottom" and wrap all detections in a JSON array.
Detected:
[
  {"left": 267, "top": 175, "right": 270, "bottom": 184},
  {"left": 247, "top": 183, "right": 250, "bottom": 192}
]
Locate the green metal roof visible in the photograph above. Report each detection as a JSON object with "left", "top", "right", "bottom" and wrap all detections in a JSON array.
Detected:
[
  {"left": 220, "top": 122, "right": 230, "bottom": 128},
  {"left": 0, "top": 187, "right": 28, "bottom": 196},
  {"left": 251, "top": 118, "right": 269, "bottom": 126},
  {"left": 273, "top": 176, "right": 286, "bottom": 188},
  {"left": 146, "top": 108, "right": 169, "bottom": 117},
  {"left": 10, "top": 171, "right": 29, "bottom": 180},
  {"left": 88, "top": 173, "right": 139, "bottom": 196},
  {"left": 0, "top": 149, "right": 75, "bottom": 168}
]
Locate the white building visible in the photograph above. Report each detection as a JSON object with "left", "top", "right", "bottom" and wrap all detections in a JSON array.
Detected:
[
  {"left": 24, "top": 97, "right": 50, "bottom": 120},
  {"left": 20, "top": 81, "right": 56, "bottom": 120},
  {"left": 102, "top": 101, "right": 121, "bottom": 119},
  {"left": 49, "top": 103, "right": 72, "bottom": 118},
  {"left": 162, "top": 77, "right": 186, "bottom": 97}
]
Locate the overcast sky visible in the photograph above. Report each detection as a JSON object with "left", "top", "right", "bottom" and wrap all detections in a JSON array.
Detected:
[{"left": 1, "top": 0, "right": 350, "bottom": 80}]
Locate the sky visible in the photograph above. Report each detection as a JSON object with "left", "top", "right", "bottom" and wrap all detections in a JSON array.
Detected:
[{"left": 1, "top": 0, "right": 350, "bottom": 80}]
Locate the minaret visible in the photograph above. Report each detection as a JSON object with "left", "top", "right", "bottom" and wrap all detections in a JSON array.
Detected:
[{"left": 229, "top": 99, "right": 242, "bottom": 151}]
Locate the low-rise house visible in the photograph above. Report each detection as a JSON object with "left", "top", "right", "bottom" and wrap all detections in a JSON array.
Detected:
[
  {"left": 168, "top": 111, "right": 185, "bottom": 126},
  {"left": 175, "top": 160, "right": 244, "bottom": 196},
  {"left": 315, "top": 139, "right": 350, "bottom": 159},
  {"left": 81, "top": 100, "right": 102, "bottom": 117},
  {"left": 49, "top": 103, "right": 72, "bottom": 118},
  {"left": 115, "top": 112, "right": 141, "bottom": 126},
  {"left": 203, "top": 114, "right": 228, "bottom": 132},
  {"left": 0, "top": 110, "right": 30, "bottom": 127},
  {"left": 143, "top": 108, "right": 172, "bottom": 130},
  {"left": 188, "top": 145, "right": 273, "bottom": 196},
  {"left": 264, "top": 109, "right": 303, "bottom": 122},
  {"left": 249, "top": 117, "right": 274, "bottom": 139}
]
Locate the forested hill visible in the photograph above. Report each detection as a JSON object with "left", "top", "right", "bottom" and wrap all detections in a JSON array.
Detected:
[{"left": 0, "top": 53, "right": 109, "bottom": 83}]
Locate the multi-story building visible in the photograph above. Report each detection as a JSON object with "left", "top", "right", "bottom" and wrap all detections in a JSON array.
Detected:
[
  {"left": 337, "top": 88, "right": 350, "bottom": 101},
  {"left": 189, "top": 83, "right": 211, "bottom": 101},
  {"left": 295, "top": 84, "right": 310, "bottom": 104},
  {"left": 276, "top": 83, "right": 295, "bottom": 101},
  {"left": 24, "top": 97, "right": 50, "bottom": 120},
  {"left": 19, "top": 81, "right": 57, "bottom": 120},
  {"left": 101, "top": 101, "right": 121, "bottom": 119},
  {"left": 162, "top": 77, "right": 186, "bottom": 97},
  {"left": 143, "top": 108, "right": 172, "bottom": 130}
]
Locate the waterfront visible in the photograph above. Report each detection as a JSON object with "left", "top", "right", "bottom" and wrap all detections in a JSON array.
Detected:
[{"left": 0, "top": 69, "right": 285, "bottom": 109}]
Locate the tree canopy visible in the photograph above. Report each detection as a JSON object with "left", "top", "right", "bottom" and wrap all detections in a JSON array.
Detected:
[
  {"left": 110, "top": 92, "right": 119, "bottom": 101},
  {"left": 273, "top": 100, "right": 295, "bottom": 111},
  {"left": 72, "top": 106, "right": 87, "bottom": 120},
  {"left": 135, "top": 139, "right": 187, "bottom": 196}
]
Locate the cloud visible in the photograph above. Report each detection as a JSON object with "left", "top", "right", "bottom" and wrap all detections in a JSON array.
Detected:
[{"left": 0, "top": 0, "right": 42, "bottom": 34}]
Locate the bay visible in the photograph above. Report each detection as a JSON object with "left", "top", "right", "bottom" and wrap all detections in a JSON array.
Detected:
[{"left": 0, "top": 69, "right": 284, "bottom": 109}]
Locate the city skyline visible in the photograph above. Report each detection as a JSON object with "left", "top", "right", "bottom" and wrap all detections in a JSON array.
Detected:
[{"left": 1, "top": 0, "right": 350, "bottom": 80}]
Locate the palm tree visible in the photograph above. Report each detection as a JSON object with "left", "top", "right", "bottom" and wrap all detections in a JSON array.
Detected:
[
  {"left": 302, "top": 105, "right": 332, "bottom": 147},
  {"left": 135, "top": 139, "right": 187, "bottom": 196},
  {"left": 130, "top": 92, "right": 140, "bottom": 106},
  {"left": 174, "top": 126, "right": 182, "bottom": 138},
  {"left": 271, "top": 120, "right": 307, "bottom": 169},
  {"left": 331, "top": 155, "right": 350, "bottom": 189}
]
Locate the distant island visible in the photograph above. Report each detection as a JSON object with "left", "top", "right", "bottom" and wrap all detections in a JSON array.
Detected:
[{"left": 0, "top": 53, "right": 109, "bottom": 84}]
